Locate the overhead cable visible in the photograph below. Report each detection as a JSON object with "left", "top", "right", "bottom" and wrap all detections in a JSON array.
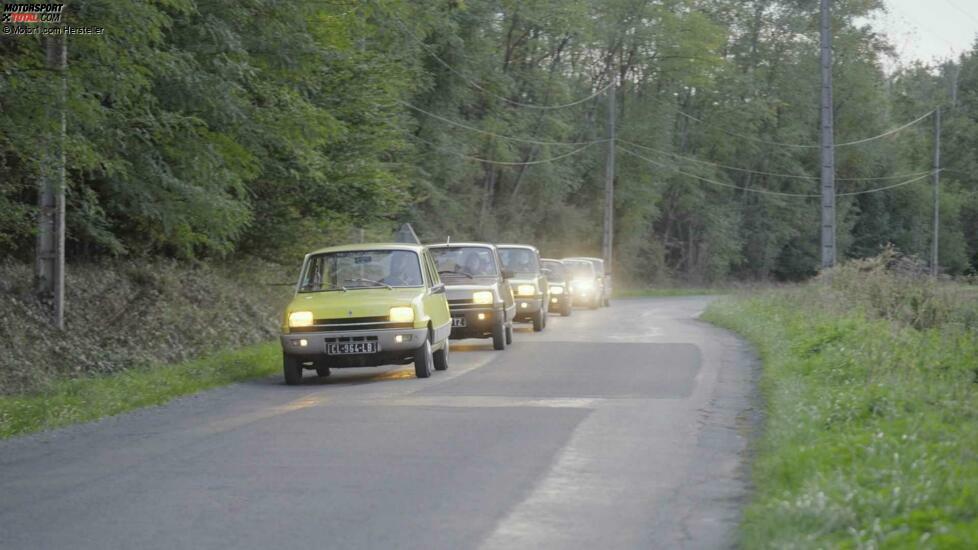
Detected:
[{"left": 411, "top": 134, "right": 595, "bottom": 166}]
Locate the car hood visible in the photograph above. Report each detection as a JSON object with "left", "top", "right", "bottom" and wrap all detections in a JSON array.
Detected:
[{"left": 287, "top": 287, "right": 423, "bottom": 320}]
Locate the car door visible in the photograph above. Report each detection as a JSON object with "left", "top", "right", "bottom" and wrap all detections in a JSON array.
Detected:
[
  {"left": 421, "top": 250, "right": 451, "bottom": 343},
  {"left": 493, "top": 248, "right": 516, "bottom": 321}
]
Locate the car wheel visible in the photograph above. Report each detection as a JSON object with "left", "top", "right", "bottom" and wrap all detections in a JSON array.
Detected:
[
  {"left": 604, "top": 296, "right": 611, "bottom": 307},
  {"left": 283, "top": 354, "right": 303, "bottom": 386},
  {"left": 315, "top": 366, "right": 331, "bottom": 378},
  {"left": 414, "top": 337, "right": 433, "bottom": 378},
  {"left": 562, "top": 302, "right": 572, "bottom": 316},
  {"left": 532, "top": 309, "right": 544, "bottom": 332},
  {"left": 434, "top": 340, "right": 450, "bottom": 371},
  {"left": 505, "top": 323, "right": 514, "bottom": 345},
  {"left": 492, "top": 319, "right": 506, "bottom": 350},
  {"left": 588, "top": 296, "right": 598, "bottom": 310}
]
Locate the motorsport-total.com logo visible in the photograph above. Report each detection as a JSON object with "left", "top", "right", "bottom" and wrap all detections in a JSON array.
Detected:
[{"left": 1, "top": 3, "right": 64, "bottom": 23}]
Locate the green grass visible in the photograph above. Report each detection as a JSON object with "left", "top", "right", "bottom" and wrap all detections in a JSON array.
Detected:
[
  {"left": 614, "top": 287, "right": 728, "bottom": 298},
  {"left": 0, "top": 341, "right": 279, "bottom": 439},
  {"left": 704, "top": 290, "right": 978, "bottom": 548}
]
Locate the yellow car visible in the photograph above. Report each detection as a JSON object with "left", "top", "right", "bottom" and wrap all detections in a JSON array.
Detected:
[
  {"left": 280, "top": 243, "right": 452, "bottom": 385},
  {"left": 497, "top": 244, "right": 549, "bottom": 332}
]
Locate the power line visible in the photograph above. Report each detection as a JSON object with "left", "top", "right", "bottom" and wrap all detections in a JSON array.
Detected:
[
  {"left": 942, "top": 0, "right": 978, "bottom": 25},
  {"left": 666, "top": 105, "right": 935, "bottom": 149},
  {"left": 617, "top": 138, "right": 933, "bottom": 182},
  {"left": 384, "top": 9, "right": 612, "bottom": 111},
  {"left": 411, "top": 133, "right": 595, "bottom": 166},
  {"left": 398, "top": 100, "right": 608, "bottom": 146},
  {"left": 617, "top": 146, "right": 935, "bottom": 198}
]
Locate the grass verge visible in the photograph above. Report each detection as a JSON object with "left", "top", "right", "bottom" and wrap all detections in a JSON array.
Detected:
[
  {"left": 0, "top": 341, "right": 279, "bottom": 439},
  {"left": 703, "top": 290, "right": 978, "bottom": 547}
]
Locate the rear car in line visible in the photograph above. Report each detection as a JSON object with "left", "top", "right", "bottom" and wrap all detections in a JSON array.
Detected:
[
  {"left": 280, "top": 243, "right": 451, "bottom": 385},
  {"left": 429, "top": 242, "right": 516, "bottom": 350},
  {"left": 564, "top": 256, "right": 612, "bottom": 307}
]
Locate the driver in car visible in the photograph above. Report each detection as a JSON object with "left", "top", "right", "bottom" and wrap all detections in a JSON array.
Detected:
[{"left": 383, "top": 253, "right": 422, "bottom": 286}]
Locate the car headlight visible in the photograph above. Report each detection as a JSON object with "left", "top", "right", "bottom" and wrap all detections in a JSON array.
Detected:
[
  {"left": 288, "top": 311, "right": 314, "bottom": 328},
  {"left": 550, "top": 285, "right": 564, "bottom": 295},
  {"left": 472, "top": 290, "right": 494, "bottom": 305},
  {"left": 517, "top": 284, "right": 536, "bottom": 296},
  {"left": 573, "top": 279, "right": 594, "bottom": 290},
  {"left": 389, "top": 306, "right": 415, "bottom": 323}
]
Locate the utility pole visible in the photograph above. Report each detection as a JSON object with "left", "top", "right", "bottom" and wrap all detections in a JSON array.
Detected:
[
  {"left": 931, "top": 107, "right": 941, "bottom": 277},
  {"left": 819, "top": 0, "right": 836, "bottom": 269},
  {"left": 36, "top": 34, "right": 67, "bottom": 330},
  {"left": 602, "top": 79, "right": 616, "bottom": 270}
]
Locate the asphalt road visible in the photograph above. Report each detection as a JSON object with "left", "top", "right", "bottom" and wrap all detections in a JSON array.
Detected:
[{"left": 0, "top": 296, "right": 758, "bottom": 550}]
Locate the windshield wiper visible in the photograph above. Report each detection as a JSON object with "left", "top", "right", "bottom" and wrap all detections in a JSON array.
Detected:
[
  {"left": 300, "top": 283, "right": 347, "bottom": 292},
  {"left": 347, "top": 278, "right": 393, "bottom": 290},
  {"left": 438, "top": 269, "right": 474, "bottom": 279}
]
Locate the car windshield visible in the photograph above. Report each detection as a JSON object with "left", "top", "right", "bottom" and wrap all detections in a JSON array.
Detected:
[
  {"left": 564, "top": 260, "right": 595, "bottom": 279},
  {"left": 298, "top": 250, "right": 423, "bottom": 292},
  {"left": 498, "top": 247, "right": 540, "bottom": 277},
  {"left": 430, "top": 246, "right": 498, "bottom": 278},
  {"left": 541, "top": 260, "right": 566, "bottom": 282}
]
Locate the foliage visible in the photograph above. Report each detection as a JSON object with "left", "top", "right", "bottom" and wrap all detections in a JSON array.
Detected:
[
  {"left": 704, "top": 258, "right": 978, "bottom": 547},
  {"left": 1, "top": 0, "right": 977, "bottom": 281}
]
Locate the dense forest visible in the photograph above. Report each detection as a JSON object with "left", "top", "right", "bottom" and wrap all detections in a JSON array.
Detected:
[{"left": 1, "top": 0, "right": 976, "bottom": 284}]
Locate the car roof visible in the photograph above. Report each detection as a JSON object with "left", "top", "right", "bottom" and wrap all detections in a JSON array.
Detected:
[
  {"left": 427, "top": 242, "right": 497, "bottom": 250},
  {"left": 306, "top": 242, "right": 426, "bottom": 256},
  {"left": 540, "top": 258, "right": 564, "bottom": 263},
  {"left": 564, "top": 256, "right": 603, "bottom": 263},
  {"left": 496, "top": 243, "right": 539, "bottom": 252}
]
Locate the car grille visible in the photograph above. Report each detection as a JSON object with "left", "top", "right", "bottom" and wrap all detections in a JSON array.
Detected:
[
  {"left": 448, "top": 298, "right": 472, "bottom": 305},
  {"left": 290, "top": 316, "right": 412, "bottom": 333}
]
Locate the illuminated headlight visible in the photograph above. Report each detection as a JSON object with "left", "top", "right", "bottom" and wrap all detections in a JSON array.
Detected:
[
  {"left": 550, "top": 286, "right": 564, "bottom": 295},
  {"left": 573, "top": 279, "right": 594, "bottom": 290},
  {"left": 389, "top": 307, "right": 415, "bottom": 323},
  {"left": 288, "top": 311, "right": 314, "bottom": 328},
  {"left": 472, "top": 290, "right": 494, "bottom": 305},
  {"left": 517, "top": 284, "right": 536, "bottom": 296}
]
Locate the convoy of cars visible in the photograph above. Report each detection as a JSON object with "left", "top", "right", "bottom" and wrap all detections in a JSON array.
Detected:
[{"left": 279, "top": 240, "right": 612, "bottom": 384}]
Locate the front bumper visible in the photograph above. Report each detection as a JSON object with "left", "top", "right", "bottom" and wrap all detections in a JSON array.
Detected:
[
  {"left": 512, "top": 297, "right": 543, "bottom": 321},
  {"left": 280, "top": 327, "right": 428, "bottom": 367},
  {"left": 448, "top": 305, "right": 502, "bottom": 339},
  {"left": 548, "top": 292, "right": 571, "bottom": 311}
]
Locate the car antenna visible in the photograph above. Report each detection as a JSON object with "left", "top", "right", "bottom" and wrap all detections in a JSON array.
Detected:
[{"left": 447, "top": 235, "right": 451, "bottom": 244}]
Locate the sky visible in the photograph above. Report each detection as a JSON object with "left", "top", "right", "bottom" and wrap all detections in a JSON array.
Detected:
[{"left": 870, "top": 0, "right": 978, "bottom": 67}]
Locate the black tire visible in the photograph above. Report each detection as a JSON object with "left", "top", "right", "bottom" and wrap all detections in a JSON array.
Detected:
[
  {"left": 492, "top": 319, "right": 506, "bottom": 350},
  {"left": 315, "top": 366, "right": 331, "bottom": 378},
  {"left": 414, "top": 337, "right": 433, "bottom": 378},
  {"left": 561, "top": 301, "right": 572, "bottom": 316},
  {"left": 434, "top": 340, "right": 449, "bottom": 371},
  {"left": 505, "top": 323, "right": 514, "bottom": 345},
  {"left": 532, "top": 309, "right": 544, "bottom": 332},
  {"left": 283, "top": 354, "right": 303, "bottom": 386},
  {"left": 588, "top": 296, "right": 599, "bottom": 310},
  {"left": 604, "top": 296, "right": 611, "bottom": 307}
]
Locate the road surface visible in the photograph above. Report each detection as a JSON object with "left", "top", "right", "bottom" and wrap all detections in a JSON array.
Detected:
[{"left": 0, "top": 296, "right": 757, "bottom": 549}]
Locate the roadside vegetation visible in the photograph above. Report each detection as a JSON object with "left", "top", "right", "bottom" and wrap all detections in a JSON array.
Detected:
[
  {"left": 0, "top": 259, "right": 292, "bottom": 396},
  {"left": 704, "top": 249, "right": 978, "bottom": 547}
]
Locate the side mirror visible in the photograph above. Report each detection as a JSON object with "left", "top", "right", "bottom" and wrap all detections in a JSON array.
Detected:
[
  {"left": 431, "top": 283, "right": 446, "bottom": 294},
  {"left": 501, "top": 269, "right": 515, "bottom": 280},
  {"left": 541, "top": 268, "right": 552, "bottom": 276}
]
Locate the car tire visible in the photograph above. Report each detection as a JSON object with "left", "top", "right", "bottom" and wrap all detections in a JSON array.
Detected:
[
  {"left": 315, "top": 366, "right": 331, "bottom": 378},
  {"left": 492, "top": 319, "right": 506, "bottom": 350},
  {"left": 588, "top": 296, "right": 598, "bottom": 310},
  {"left": 433, "top": 340, "right": 449, "bottom": 371},
  {"left": 532, "top": 309, "right": 544, "bottom": 332},
  {"left": 505, "top": 323, "right": 514, "bottom": 345},
  {"left": 561, "top": 301, "right": 572, "bottom": 316},
  {"left": 414, "top": 337, "right": 433, "bottom": 378},
  {"left": 604, "top": 296, "right": 611, "bottom": 307},
  {"left": 283, "top": 354, "right": 303, "bottom": 386}
]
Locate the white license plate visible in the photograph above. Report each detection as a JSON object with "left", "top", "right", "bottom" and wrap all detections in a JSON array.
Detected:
[
  {"left": 327, "top": 342, "right": 379, "bottom": 355},
  {"left": 451, "top": 316, "right": 467, "bottom": 328}
]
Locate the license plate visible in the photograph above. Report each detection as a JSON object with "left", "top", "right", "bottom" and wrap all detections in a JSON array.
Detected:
[
  {"left": 451, "top": 316, "right": 467, "bottom": 328},
  {"left": 327, "top": 341, "right": 379, "bottom": 355}
]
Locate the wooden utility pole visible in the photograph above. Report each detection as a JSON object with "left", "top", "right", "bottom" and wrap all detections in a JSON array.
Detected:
[
  {"left": 602, "top": 80, "right": 616, "bottom": 269},
  {"left": 819, "top": 0, "right": 836, "bottom": 269},
  {"left": 931, "top": 107, "right": 941, "bottom": 277},
  {"left": 36, "top": 34, "right": 67, "bottom": 329}
]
